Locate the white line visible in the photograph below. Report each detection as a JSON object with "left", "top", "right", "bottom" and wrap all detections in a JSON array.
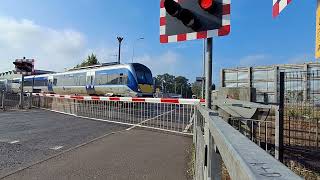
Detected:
[
  {"left": 9, "top": 140, "right": 19, "bottom": 144},
  {"left": 50, "top": 146, "right": 63, "bottom": 150},
  {"left": 126, "top": 109, "right": 176, "bottom": 131}
]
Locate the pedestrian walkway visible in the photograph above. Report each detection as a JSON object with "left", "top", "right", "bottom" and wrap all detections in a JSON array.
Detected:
[{"left": 2, "top": 128, "right": 192, "bottom": 180}]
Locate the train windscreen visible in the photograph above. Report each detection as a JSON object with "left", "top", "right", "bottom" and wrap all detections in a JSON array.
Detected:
[{"left": 132, "top": 63, "right": 153, "bottom": 85}]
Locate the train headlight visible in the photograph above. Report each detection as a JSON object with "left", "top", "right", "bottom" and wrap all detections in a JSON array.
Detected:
[{"left": 138, "top": 88, "right": 141, "bottom": 92}]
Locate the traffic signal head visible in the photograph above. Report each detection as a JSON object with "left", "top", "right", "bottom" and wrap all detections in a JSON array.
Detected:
[
  {"left": 160, "top": 0, "right": 231, "bottom": 43},
  {"left": 13, "top": 59, "right": 34, "bottom": 75}
]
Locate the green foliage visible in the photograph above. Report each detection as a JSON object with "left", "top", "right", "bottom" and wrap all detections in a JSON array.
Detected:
[
  {"left": 191, "top": 82, "right": 202, "bottom": 98},
  {"left": 155, "top": 73, "right": 193, "bottom": 98},
  {"left": 75, "top": 53, "right": 100, "bottom": 68}
]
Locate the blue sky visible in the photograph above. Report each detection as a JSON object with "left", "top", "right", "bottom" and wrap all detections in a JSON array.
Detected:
[{"left": 0, "top": 0, "right": 316, "bottom": 85}]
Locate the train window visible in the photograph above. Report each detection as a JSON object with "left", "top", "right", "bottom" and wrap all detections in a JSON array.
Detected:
[
  {"left": 132, "top": 64, "right": 153, "bottom": 85},
  {"left": 53, "top": 72, "right": 86, "bottom": 86},
  {"left": 78, "top": 74, "right": 86, "bottom": 86},
  {"left": 23, "top": 79, "right": 33, "bottom": 87},
  {"left": 95, "top": 70, "right": 128, "bottom": 85},
  {"left": 110, "top": 74, "right": 118, "bottom": 85},
  {"left": 119, "top": 77, "right": 123, "bottom": 84},
  {"left": 53, "top": 78, "right": 57, "bottom": 86},
  {"left": 34, "top": 77, "right": 48, "bottom": 87},
  {"left": 95, "top": 73, "right": 109, "bottom": 85},
  {"left": 12, "top": 79, "right": 20, "bottom": 84}
]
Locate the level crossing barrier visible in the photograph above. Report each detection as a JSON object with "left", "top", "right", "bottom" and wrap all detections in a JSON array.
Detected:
[{"left": 31, "top": 93, "right": 204, "bottom": 135}]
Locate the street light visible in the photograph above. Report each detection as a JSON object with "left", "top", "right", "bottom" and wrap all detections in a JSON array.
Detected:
[
  {"left": 117, "top": 37, "right": 124, "bottom": 64},
  {"left": 132, "top": 37, "right": 144, "bottom": 63}
]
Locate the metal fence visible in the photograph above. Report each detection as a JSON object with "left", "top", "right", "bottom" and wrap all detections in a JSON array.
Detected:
[
  {"left": 284, "top": 71, "right": 320, "bottom": 173},
  {"left": 0, "top": 91, "right": 32, "bottom": 111},
  {"left": 213, "top": 99, "right": 279, "bottom": 157},
  {"left": 229, "top": 117, "right": 275, "bottom": 153},
  {"left": 194, "top": 104, "right": 301, "bottom": 180},
  {"left": 31, "top": 94, "right": 198, "bottom": 135}
]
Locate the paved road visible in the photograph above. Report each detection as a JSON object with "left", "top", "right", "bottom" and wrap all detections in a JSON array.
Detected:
[
  {"left": 3, "top": 129, "right": 192, "bottom": 180},
  {"left": 0, "top": 109, "right": 127, "bottom": 177},
  {"left": 0, "top": 109, "right": 192, "bottom": 180}
]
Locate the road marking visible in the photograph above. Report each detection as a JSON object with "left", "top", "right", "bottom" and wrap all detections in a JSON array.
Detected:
[
  {"left": 126, "top": 109, "right": 176, "bottom": 131},
  {"left": 50, "top": 146, "right": 63, "bottom": 150},
  {"left": 9, "top": 140, "right": 19, "bottom": 144}
]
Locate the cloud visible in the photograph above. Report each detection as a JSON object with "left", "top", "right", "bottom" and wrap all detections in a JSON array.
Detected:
[
  {"left": 84, "top": 47, "right": 120, "bottom": 64},
  {"left": 0, "top": 16, "right": 86, "bottom": 72},
  {"left": 286, "top": 54, "right": 313, "bottom": 64},
  {"left": 136, "top": 51, "right": 181, "bottom": 76}
]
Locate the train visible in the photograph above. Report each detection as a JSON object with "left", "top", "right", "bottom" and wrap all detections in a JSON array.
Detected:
[{"left": 1, "top": 63, "right": 154, "bottom": 97}]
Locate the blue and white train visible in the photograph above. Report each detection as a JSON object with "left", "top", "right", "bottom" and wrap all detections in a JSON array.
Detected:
[{"left": 9, "top": 63, "right": 154, "bottom": 97}]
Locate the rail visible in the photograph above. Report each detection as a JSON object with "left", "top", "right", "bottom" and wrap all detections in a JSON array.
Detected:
[{"left": 194, "top": 104, "right": 302, "bottom": 180}]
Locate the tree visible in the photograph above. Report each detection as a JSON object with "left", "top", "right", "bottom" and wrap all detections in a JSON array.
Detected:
[
  {"left": 155, "top": 73, "right": 175, "bottom": 93},
  {"left": 192, "top": 82, "right": 202, "bottom": 98},
  {"left": 75, "top": 53, "right": 100, "bottom": 68},
  {"left": 155, "top": 73, "right": 193, "bottom": 98},
  {"left": 175, "top": 76, "right": 192, "bottom": 98}
]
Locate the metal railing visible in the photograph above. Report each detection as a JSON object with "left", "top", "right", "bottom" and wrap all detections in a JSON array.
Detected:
[
  {"left": 194, "top": 104, "right": 302, "bottom": 180},
  {"left": 283, "top": 71, "right": 320, "bottom": 174},
  {"left": 213, "top": 98, "right": 282, "bottom": 158},
  {"left": 0, "top": 91, "right": 32, "bottom": 111},
  {"left": 284, "top": 71, "right": 320, "bottom": 150},
  {"left": 229, "top": 118, "right": 274, "bottom": 153},
  {"left": 31, "top": 94, "right": 199, "bottom": 135}
]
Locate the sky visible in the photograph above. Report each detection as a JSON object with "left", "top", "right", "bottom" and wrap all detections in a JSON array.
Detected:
[{"left": 0, "top": 0, "right": 316, "bottom": 85}]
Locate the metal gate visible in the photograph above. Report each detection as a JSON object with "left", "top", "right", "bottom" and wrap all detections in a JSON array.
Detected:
[
  {"left": 0, "top": 92, "right": 32, "bottom": 111},
  {"left": 31, "top": 94, "right": 201, "bottom": 135}
]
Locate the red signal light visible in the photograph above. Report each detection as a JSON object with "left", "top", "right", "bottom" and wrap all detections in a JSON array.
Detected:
[{"left": 199, "top": 0, "right": 214, "bottom": 10}]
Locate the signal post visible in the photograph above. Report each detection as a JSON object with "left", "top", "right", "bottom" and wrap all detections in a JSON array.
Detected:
[
  {"left": 160, "top": 0, "right": 231, "bottom": 179},
  {"left": 13, "top": 57, "right": 34, "bottom": 109}
]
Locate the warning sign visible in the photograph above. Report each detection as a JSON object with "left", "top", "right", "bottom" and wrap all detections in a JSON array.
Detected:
[{"left": 316, "top": 0, "right": 320, "bottom": 58}]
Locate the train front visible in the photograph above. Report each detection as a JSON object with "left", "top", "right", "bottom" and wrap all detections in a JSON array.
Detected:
[{"left": 132, "top": 63, "right": 154, "bottom": 97}]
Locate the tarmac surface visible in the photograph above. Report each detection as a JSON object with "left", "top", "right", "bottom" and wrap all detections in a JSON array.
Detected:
[{"left": 0, "top": 109, "right": 192, "bottom": 180}]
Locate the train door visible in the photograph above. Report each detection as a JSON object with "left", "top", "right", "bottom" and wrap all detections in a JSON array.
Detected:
[
  {"left": 48, "top": 76, "right": 54, "bottom": 93},
  {"left": 86, "top": 71, "right": 95, "bottom": 95}
]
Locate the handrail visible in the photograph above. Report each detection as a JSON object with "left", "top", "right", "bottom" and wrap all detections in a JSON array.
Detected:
[{"left": 195, "top": 105, "right": 302, "bottom": 180}]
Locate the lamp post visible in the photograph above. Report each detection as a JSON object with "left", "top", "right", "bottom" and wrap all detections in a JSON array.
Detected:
[
  {"left": 132, "top": 37, "right": 144, "bottom": 63},
  {"left": 117, "top": 37, "right": 124, "bottom": 64}
]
